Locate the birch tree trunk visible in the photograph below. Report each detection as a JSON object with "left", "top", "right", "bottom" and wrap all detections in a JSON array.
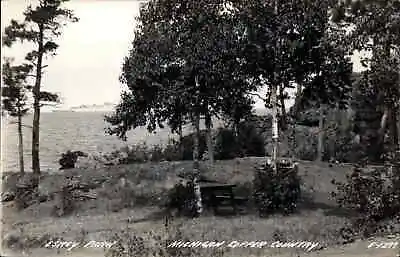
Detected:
[
  {"left": 17, "top": 114, "right": 25, "bottom": 174},
  {"left": 270, "top": 0, "right": 279, "bottom": 172},
  {"left": 193, "top": 76, "right": 202, "bottom": 216},
  {"left": 279, "top": 84, "right": 287, "bottom": 131},
  {"left": 271, "top": 84, "right": 279, "bottom": 171},
  {"left": 192, "top": 113, "right": 202, "bottom": 216}
]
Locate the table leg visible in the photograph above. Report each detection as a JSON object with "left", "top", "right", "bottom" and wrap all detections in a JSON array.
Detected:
[
  {"left": 230, "top": 189, "right": 237, "bottom": 214},
  {"left": 211, "top": 192, "right": 218, "bottom": 214}
]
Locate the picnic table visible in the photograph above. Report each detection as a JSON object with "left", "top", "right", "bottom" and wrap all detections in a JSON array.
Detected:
[{"left": 199, "top": 181, "right": 247, "bottom": 214}]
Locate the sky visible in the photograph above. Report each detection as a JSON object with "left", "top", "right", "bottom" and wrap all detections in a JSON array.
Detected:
[
  {"left": 1, "top": 0, "right": 141, "bottom": 108},
  {"left": 1, "top": 0, "right": 366, "bottom": 110}
]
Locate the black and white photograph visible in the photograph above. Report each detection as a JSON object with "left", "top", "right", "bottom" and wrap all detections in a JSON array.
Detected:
[{"left": 1, "top": 0, "right": 400, "bottom": 256}]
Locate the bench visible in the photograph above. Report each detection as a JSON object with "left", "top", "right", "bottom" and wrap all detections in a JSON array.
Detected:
[{"left": 200, "top": 182, "right": 248, "bottom": 215}]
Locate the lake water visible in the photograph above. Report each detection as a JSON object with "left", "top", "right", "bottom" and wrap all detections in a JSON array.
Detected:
[{"left": 2, "top": 111, "right": 223, "bottom": 173}]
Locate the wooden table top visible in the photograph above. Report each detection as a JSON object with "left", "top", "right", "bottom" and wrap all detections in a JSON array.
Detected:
[{"left": 199, "top": 182, "right": 236, "bottom": 189}]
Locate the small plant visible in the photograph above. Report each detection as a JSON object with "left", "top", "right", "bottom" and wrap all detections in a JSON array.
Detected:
[
  {"left": 106, "top": 228, "right": 148, "bottom": 257},
  {"left": 14, "top": 175, "right": 39, "bottom": 210},
  {"left": 253, "top": 161, "right": 301, "bottom": 216},
  {"left": 52, "top": 184, "right": 75, "bottom": 217}
]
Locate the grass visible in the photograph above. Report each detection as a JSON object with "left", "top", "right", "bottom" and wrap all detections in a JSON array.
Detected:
[{"left": 1, "top": 158, "right": 399, "bottom": 257}]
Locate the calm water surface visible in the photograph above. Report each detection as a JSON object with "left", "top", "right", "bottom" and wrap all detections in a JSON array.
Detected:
[{"left": 2, "top": 111, "right": 204, "bottom": 173}]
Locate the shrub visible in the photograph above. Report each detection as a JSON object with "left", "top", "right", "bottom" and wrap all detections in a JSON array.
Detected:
[
  {"left": 165, "top": 181, "right": 197, "bottom": 217},
  {"left": 289, "top": 126, "right": 318, "bottom": 161},
  {"left": 163, "top": 140, "right": 182, "bottom": 161},
  {"left": 116, "top": 143, "right": 150, "bottom": 164},
  {"left": 253, "top": 161, "right": 301, "bottom": 216},
  {"left": 180, "top": 131, "right": 207, "bottom": 160},
  {"left": 150, "top": 144, "right": 164, "bottom": 162},
  {"left": 214, "top": 128, "right": 240, "bottom": 160},
  {"left": 214, "top": 124, "right": 265, "bottom": 160},
  {"left": 237, "top": 122, "right": 265, "bottom": 157},
  {"left": 331, "top": 161, "right": 400, "bottom": 237},
  {"left": 58, "top": 150, "right": 87, "bottom": 169},
  {"left": 14, "top": 175, "right": 40, "bottom": 210}
]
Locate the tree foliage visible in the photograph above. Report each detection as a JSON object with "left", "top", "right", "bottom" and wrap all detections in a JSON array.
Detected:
[
  {"left": 1, "top": 59, "right": 32, "bottom": 117},
  {"left": 332, "top": 0, "right": 400, "bottom": 151},
  {"left": 106, "top": 0, "right": 252, "bottom": 139}
]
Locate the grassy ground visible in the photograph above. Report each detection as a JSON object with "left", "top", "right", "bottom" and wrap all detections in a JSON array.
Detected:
[{"left": 1, "top": 158, "right": 399, "bottom": 257}]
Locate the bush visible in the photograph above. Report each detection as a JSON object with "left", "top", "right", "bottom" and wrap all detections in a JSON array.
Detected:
[
  {"left": 237, "top": 122, "right": 265, "bottom": 157},
  {"left": 122, "top": 144, "right": 150, "bottom": 164},
  {"left": 214, "top": 124, "right": 265, "bottom": 160},
  {"left": 180, "top": 131, "right": 207, "bottom": 160},
  {"left": 163, "top": 140, "right": 182, "bottom": 161},
  {"left": 331, "top": 160, "right": 400, "bottom": 237},
  {"left": 165, "top": 181, "right": 197, "bottom": 217},
  {"left": 214, "top": 128, "right": 240, "bottom": 160},
  {"left": 58, "top": 150, "right": 87, "bottom": 169},
  {"left": 253, "top": 161, "right": 301, "bottom": 216},
  {"left": 150, "top": 144, "right": 164, "bottom": 162},
  {"left": 291, "top": 128, "right": 318, "bottom": 161}
]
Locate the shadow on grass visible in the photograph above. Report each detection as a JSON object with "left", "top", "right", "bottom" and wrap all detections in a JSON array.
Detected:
[
  {"left": 129, "top": 190, "right": 357, "bottom": 224},
  {"left": 297, "top": 196, "right": 358, "bottom": 218},
  {"left": 129, "top": 203, "right": 355, "bottom": 226}
]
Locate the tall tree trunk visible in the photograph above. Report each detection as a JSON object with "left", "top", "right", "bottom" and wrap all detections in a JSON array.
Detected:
[
  {"left": 270, "top": 0, "right": 279, "bottom": 172},
  {"left": 17, "top": 114, "right": 25, "bottom": 174},
  {"left": 397, "top": 50, "right": 400, "bottom": 150},
  {"left": 291, "top": 84, "right": 302, "bottom": 119},
  {"left": 317, "top": 105, "right": 325, "bottom": 162},
  {"left": 32, "top": 25, "right": 44, "bottom": 177},
  {"left": 192, "top": 113, "right": 202, "bottom": 216},
  {"left": 271, "top": 84, "right": 279, "bottom": 171},
  {"left": 279, "top": 84, "right": 287, "bottom": 131},
  {"left": 205, "top": 112, "right": 214, "bottom": 165},
  {"left": 193, "top": 76, "right": 202, "bottom": 216},
  {"left": 31, "top": 25, "right": 44, "bottom": 190}
]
